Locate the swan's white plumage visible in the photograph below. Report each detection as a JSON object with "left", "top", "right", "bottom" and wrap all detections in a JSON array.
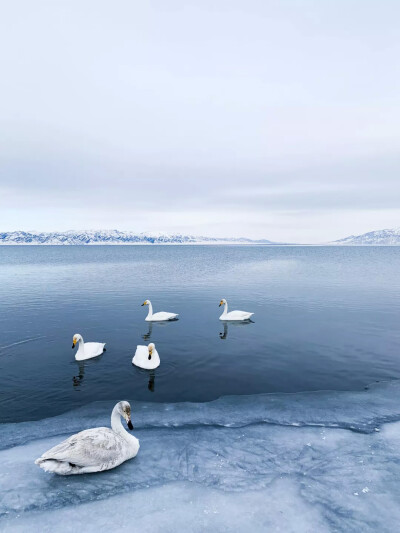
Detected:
[
  {"left": 142, "top": 300, "right": 178, "bottom": 322},
  {"left": 72, "top": 333, "right": 105, "bottom": 361},
  {"left": 219, "top": 299, "right": 254, "bottom": 321},
  {"left": 132, "top": 343, "right": 160, "bottom": 370},
  {"left": 35, "top": 401, "right": 139, "bottom": 475}
]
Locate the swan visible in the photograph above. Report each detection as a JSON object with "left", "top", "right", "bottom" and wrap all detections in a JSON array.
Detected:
[
  {"left": 35, "top": 401, "right": 139, "bottom": 475},
  {"left": 141, "top": 300, "right": 178, "bottom": 322},
  {"left": 219, "top": 299, "right": 254, "bottom": 321},
  {"left": 132, "top": 342, "right": 160, "bottom": 370},
  {"left": 72, "top": 333, "right": 106, "bottom": 361}
]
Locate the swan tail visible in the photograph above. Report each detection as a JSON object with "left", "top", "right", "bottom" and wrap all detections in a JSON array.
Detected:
[{"left": 35, "top": 457, "right": 75, "bottom": 475}]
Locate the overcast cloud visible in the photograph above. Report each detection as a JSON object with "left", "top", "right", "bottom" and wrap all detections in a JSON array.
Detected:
[{"left": 0, "top": 0, "right": 399, "bottom": 243}]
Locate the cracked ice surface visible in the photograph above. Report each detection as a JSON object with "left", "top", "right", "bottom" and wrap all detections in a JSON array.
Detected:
[{"left": 2, "top": 382, "right": 400, "bottom": 532}]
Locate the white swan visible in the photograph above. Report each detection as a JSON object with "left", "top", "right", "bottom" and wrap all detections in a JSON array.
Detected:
[
  {"left": 35, "top": 401, "right": 139, "bottom": 475},
  {"left": 141, "top": 300, "right": 178, "bottom": 322},
  {"left": 132, "top": 342, "right": 160, "bottom": 370},
  {"left": 72, "top": 333, "right": 105, "bottom": 361},
  {"left": 219, "top": 299, "right": 254, "bottom": 321}
]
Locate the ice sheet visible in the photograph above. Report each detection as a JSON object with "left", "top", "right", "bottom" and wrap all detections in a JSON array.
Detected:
[{"left": 2, "top": 382, "right": 400, "bottom": 532}]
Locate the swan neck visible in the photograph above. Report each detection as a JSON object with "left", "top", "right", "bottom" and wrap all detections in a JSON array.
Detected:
[
  {"left": 147, "top": 301, "right": 153, "bottom": 319},
  {"left": 77, "top": 337, "right": 84, "bottom": 353},
  {"left": 111, "top": 406, "right": 129, "bottom": 439},
  {"left": 223, "top": 302, "right": 228, "bottom": 315}
]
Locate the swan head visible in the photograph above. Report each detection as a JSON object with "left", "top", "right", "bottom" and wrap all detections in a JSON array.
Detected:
[
  {"left": 219, "top": 299, "right": 227, "bottom": 307},
  {"left": 141, "top": 300, "right": 150, "bottom": 306},
  {"left": 117, "top": 400, "right": 134, "bottom": 430},
  {"left": 72, "top": 334, "right": 83, "bottom": 349},
  {"left": 148, "top": 343, "right": 155, "bottom": 360}
]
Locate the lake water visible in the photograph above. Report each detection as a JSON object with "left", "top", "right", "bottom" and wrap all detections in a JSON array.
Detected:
[{"left": 1, "top": 245, "right": 400, "bottom": 423}]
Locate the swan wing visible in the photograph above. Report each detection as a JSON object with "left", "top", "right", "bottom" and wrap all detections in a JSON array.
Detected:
[
  {"left": 237, "top": 310, "right": 253, "bottom": 318},
  {"left": 152, "top": 312, "right": 178, "bottom": 321},
  {"left": 36, "top": 428, "right": 124, "bottom": 467},
  {"left": 85, "top": 342, "right": 105, "bottom": 356},
  {"left": 227, "top": 310, "right": 254, "bottom": 320},
  {"left": 132, "top": 345, "right": 148, "bottom": 366},
  {"left": 133, "top": 345, "right": 148, "bottom": 358}
]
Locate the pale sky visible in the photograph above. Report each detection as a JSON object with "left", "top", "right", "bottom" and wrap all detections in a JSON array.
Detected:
[{"left": 0, "top": 0, "right": 399, "bottom": 243}]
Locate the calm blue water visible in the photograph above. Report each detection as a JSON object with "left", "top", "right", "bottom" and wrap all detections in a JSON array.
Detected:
[{"left": 0, "top": 245, "right": 399, "bottom": 423}]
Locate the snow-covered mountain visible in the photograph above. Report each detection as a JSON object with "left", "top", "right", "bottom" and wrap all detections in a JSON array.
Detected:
[
  {"left": 333, "top": 227, "right": 400, "bottom": 246},
  {"left": 3, "top": 227, "right": 400, "bottom": 245},
  {"left": 0, "top": 230, "right": 278, "bottom": 245}
]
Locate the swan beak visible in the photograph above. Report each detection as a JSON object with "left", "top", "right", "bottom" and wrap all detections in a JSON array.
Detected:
[
  {"left": 72, "top": 339, "right": 77, "bottom": 348},
  {"left": 141, "top": 302, "right": 147, "bottom": 306},
  {"left": 127, "top": 419, "right": 134, "bottom": 430},
  {"left": 219, "top": 301, "right": 223, "bottom": 307},
  {"left": 148, "top": 349, "right": 153, "bottom": 360}
]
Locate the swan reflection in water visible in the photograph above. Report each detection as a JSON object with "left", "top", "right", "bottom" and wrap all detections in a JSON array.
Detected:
[
  {"left": 72, "top": 361, "right": 85, "bottom": 387},
  {"left": 142, "top": 319, "right": 177, "bottom": 341},
  {"left": 148, "top": 370, "right": 156, "bottom": 392},
  {"left": 219, "top": 319, "right": 254, "bottom": 340},
  {"left": 142, "top": 322, "right": 153, "bottom": 341},
  {"left": 132, "top": 364, "right": 157, "bottom": 392},
  {"left": 72, "top": 355, "right": 104, "bottom": 387}
]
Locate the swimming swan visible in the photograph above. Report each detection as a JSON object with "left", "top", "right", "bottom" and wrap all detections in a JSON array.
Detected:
[
  {"left": 132, "top": 342, "right": 160, "bottom": 370},
  {"left": 72, "top": 333, "right": 105, "bottom": 361},
  {"left": 219, "top": 299, "right": 254, "bottom": 321},
  {"left": 141, "top": 300, "right": 178, "bottom": 322},
  {"left": 35, "top": 401, "right": 139, "bottom": 475}
]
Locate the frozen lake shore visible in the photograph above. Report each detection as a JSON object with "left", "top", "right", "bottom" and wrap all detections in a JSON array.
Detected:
[{"left": 2, "top": 382, "right": 400, "bottom": 532}]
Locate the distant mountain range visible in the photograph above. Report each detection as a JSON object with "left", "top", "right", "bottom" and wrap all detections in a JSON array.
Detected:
[
  {"left": 0, "top": 230, "right": 277, "bottom": 246},
  {"left": 332, "top": 227, "right": 400, "bottom": 246},
  {"left": 1, "top": 227, "right": 400, "bottom": 245}
]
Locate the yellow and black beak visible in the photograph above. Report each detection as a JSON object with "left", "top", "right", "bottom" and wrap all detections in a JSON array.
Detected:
[
  {"left": 141, "top": 301, "right": 147, "bottom": 306},
  {"left": 124, "top": 411, "right": 134, "bottom": 429},
  {"left": 219, "top": 301, "right": 223, "bottom": 307},
  {"left": 72, "top": 338, "right": 77, "bottom": 349}
]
